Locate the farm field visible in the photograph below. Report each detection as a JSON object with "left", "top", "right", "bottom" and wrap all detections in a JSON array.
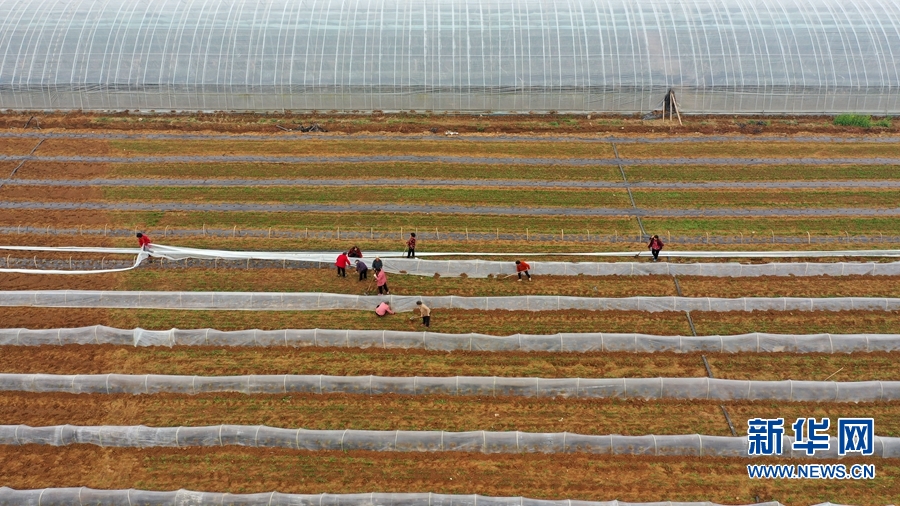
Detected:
[{"left": 2, "top": 115, "right": 900, "bottom": 506}]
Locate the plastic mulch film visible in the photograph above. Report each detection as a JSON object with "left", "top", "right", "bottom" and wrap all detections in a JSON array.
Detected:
[
  {"left": 1, "top": 375, "right": 898, "bottom": 402},
  {"left": 1, "top": 425, "right": 897, "bottom": 459},
  {"left": 4, "top": 243, "right": 900, "bottom": 277},
  {"left": 2, "top": 326, "right": 898, "bottom": 354},
  {"left": 0, "top": 488, "right": 785, "bottom": 506},
  {"left": 3, "top": 292, "right": 900, "bottom": 313}
]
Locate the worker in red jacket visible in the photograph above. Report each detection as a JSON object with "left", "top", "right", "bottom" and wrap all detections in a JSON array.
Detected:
[
  {"left": 647, "top": 235, "right": 665, "bottom": 262},
  {"left": 406, "top": 233, "right": 417, "bottom": 258},
  {"left": 136, "top": 232, "right": 152, "bottom": 250},
  {"left": 136, "top": 232, "right": 153, "bottom": 264},
  {"left": 335, "top": 251, "right": 353, "bottom": 277},
  {"left": 515, "top": 260, "right": 532, "bottom": 281}
]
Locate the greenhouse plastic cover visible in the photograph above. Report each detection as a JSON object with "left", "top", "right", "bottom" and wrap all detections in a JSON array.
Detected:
[
  {"left": 1, "top": 0, "right": 899, "bottom": 114},
  {"left": 2, "top": 291, "right": 900, "bottom": 313},
  {"left": 3, "top": 326, "right": 899, "bottom": 354},
  {"left": 2, "top": 374, "right": 898, "bottom": 402},
  {"left": 0, "top": 489, "right": 785, "bottom": 506},
  {"left": 1, "top": 425, "right": 897, "bottom": 459}
]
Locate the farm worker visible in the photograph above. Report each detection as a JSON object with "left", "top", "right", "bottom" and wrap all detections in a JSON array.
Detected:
[
  {"left": 415, "top": 300, "right": 431, "bottom": 327},
  {"left": 372, "top": 256, "right": 383, "bottom": 271},
  {"left": 136, "top": 232, "right": 153, "bottom": 263},
  {"left": 406, "top": 233, "right": 417, "bottom": 258},
  {"left": 348, "top": 245, "right": 363, "bottom": 258},
  {"left": 356, "top": 259, "right": 368, "bottom": 281},
  {"left": 375, "top": 302, "right": 395, "bottom": 316},
  {"left": 648, "top": 235, "right": 665, "bottom": 262},
  {"left": 376, "top": 268, "right": 390, "bottom": 295},
  {"left": 335, "top": 251, "right": 353, "bottom": 277},
  {"left": 136, "top": 232, "right": 152, "bottom": 250},
  {"left": 515, "top": 260, "right": 532, "bottom": 281}
]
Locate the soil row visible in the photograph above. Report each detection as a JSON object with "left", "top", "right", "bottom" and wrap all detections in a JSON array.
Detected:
[
  {"left": 1, "top": 446, "right": 892, "bottom": 506},
  {"left": 2, "top": 307, "right": 899, "bottom": 336},
  {"left": 0, "top": 345, "right": 896, "bottom": 381},
  {"left": 0, "top": 110, "right": 890, "bottom": 136},
  {"left": 7, "top": 186, "right": 900, "bottom": 211},
  {"left": 17, "top": 161, "right": 900, "bottom": 183},
  {"left": 23, "top": 138, "right": 900, "bottom": 160},
  {"left": 3, "top": 392, "right": 899, "bottom": 437},
  {"left": 4, "top": 208, "right": 900, "bottom": 238}
]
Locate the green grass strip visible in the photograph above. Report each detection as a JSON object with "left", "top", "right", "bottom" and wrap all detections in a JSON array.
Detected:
[
  {"left": 625, "top": 164, "right": 900, "bottom": 182},
  {"left": 633, "top": 189, "right": 900, "bottom": 209},
  {"left": 617, "top": 141, "right": 899, "bottom": 158}
]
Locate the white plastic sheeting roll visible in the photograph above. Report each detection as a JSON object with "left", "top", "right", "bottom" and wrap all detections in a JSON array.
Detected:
[
  {"left": 1, "top": 326, "right": 898, "bottom": 354},
  {"left": 1, "top": 425, "right": 897, "bottom": 459},
  {"left": 3, "top": 243, "right": 900, "bottom": 276},
  {"left": 1, "top": 374, "right": 897, "bottom": 402}
]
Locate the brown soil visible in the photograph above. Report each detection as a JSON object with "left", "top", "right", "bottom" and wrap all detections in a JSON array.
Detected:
[
  {"left": 0, "top": 138, "right": 43, "bottom": 155},
  {"left": 3, "top": 266, "right": 893, "bottom": 299},
  {"left": 2, "top": 392, "right": 898, "bottom": 436},
  {"left": 15, "top": 161, "right": 112, "bottom": 179},
  {"left": 0, "top": 185, "right": 102, "bottom": 202},
  {"left": 0, "top": 446, "right": 892, "bottom": 506},
  {"left": 1, "top": 111, "right": 893, "bottom": 137},
  {"left": 0, "top": 209, "right": 113, "bottom": 227},
  {"left": 693, "top": 309, "right": 900, "bottom": 335},
  {"left": 0, "top": 344, "right": 705, "bottom": 377},
  {"left": 2, "top": 345, "right": 898, "bottom": 381},
  {"left": 38, "top": 138, "right": 111, "bottom": 157}
]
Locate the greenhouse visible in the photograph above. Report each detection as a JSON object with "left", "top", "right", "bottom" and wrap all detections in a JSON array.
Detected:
[{"left": 0, "top": 0, "right": 898, "bottom": 114}]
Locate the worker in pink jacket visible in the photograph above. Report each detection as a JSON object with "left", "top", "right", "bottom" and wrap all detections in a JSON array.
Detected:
[
  {"left": 375, "top": 302, "right": 394, "bottom": 316},
  {"left": 375, "top": 268, "right": 390, "bottom": 295}
]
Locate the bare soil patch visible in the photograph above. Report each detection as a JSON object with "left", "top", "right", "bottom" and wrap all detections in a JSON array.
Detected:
[
  {"left": 38, "top": 138, "right": 111, "bottom": 157},
  {"left": 0, "top": 185, "right": 102, "bottom": 202},
  {"left": 0, "top": 209, "right": 113, "bottom": 227},
  {"left": 16, "top": 161, "right": 112, "bottom": 179},
  {"left": 0, "top": 138, "right": 42, "bottom": 155},
  {"left": 0, "top": 446, "right": 893, "bottom": 506}
]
